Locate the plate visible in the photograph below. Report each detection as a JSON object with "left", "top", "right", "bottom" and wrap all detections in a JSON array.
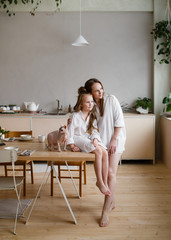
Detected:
[
  {"left": 4, "top": 146, "right": 19, "bottom": 151},
  {"left": 19, "top": 137, "right": 34, "bottom": 141}
]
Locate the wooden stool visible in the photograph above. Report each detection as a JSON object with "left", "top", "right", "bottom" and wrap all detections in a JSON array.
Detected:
[{"left": 49, "top": 160, "right": 86, "bottom": 197}]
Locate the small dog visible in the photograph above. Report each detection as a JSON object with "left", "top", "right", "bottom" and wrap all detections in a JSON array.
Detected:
[{"left": 47, "top": 125, "right": 68, "bottom": 152}]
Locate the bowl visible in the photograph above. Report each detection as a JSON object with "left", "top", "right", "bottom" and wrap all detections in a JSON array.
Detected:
[
  {"left": 4, "top": 146, "right": 19, "bottom": 151},
  {"left": 20, "top": 134, "right": 32, "bottom": 140}
]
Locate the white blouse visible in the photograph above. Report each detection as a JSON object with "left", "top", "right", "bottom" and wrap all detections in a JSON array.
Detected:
[
  {"left": 67, "top": 111, "right": 106, "bottom": 153},
  {"left": 95, "top": 94, "right": 126, "bottom": 153}
]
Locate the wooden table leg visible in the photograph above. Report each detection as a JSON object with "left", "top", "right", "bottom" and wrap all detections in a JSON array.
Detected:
[
  {"left": 51, "top": 165, "right": 54, "bottom": 196},
  {"left": 79, "top": 164, "right": 82, "bottom": 197},
  {"left": 84, "top": 161, "right": 86, "bottom": 184},
  {"left": 30, "top": 161, "right": 34, "bottom": 184},
  {"left": 23, "top": 163, "right": 26, "bottom": 196}
]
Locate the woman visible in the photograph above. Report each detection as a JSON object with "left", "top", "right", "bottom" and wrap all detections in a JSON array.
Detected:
[{"left": 84, "top": 78, "right": 126, "bottom": 227}]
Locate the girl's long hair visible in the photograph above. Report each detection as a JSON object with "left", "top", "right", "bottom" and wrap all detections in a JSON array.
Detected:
[
  {"left": 84, "top": 78, "right": 104, "bottom": 116},
  {"left": 74, "top": 86, "right": 98, "bottom": 135}
]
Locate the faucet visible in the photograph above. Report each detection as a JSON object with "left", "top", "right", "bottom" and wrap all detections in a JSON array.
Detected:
[{"left": 56, "top": 99, "right": 62, "bottom": 114}]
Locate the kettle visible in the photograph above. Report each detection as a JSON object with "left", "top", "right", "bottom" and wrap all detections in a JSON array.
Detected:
[{"left": 24, "top": 102, "right": 39, "bottom": 112}]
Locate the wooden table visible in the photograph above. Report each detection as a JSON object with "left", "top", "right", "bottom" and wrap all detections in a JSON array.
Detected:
[
  {"left": 0, "top": 139, "right": 95, "bottom": 224},
  {"left": 1, "top": 139, "right": 95, "bottom": 195}
]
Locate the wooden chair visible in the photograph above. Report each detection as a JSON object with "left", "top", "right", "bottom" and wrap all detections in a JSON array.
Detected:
[
  {"left": 3, "top": 131, "right": 34, "bottom": 196},
  {"left": 50, "top": 160, "right": 86, "bottom": 197}
]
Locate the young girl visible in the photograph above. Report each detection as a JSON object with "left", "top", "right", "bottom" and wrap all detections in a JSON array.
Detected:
[{"left": 67, "top": 87, "right": 110, "bottom": 196}]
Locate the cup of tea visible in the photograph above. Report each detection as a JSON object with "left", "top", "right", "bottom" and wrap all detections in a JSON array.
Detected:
[{"left": 38, "top": 135, "right": 45, "bottom": 143}]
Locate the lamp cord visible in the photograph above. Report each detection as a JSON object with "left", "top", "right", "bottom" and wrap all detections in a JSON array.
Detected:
[{"left": 80, "top": 0, "right": 82, "bottom": 35}]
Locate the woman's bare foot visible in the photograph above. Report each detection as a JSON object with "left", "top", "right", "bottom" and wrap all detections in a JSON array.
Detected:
[
  {"left": 99, "top": 211, "right": 109, "bottom": 227},
  {"left": 96, "top": 181, "right": 111, "bottom": 196}
]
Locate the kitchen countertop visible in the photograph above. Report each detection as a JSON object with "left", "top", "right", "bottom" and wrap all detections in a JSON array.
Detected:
[
  {"left": 0, "top": 112, "right": 155, "bottom": 118},
  {"left": 0, "top": 112, "right": 71, "bottom": 118}
]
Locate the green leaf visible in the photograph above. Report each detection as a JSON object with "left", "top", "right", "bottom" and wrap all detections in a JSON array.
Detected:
[
  {"left": 162, "top": 97, "right": 169, "bottom": 104},
  {"left": 168, "top": 93, "right": 171, "bottom": 99},
  {"left": 166, "top": 104, "right": 171, "bottom": 112}
]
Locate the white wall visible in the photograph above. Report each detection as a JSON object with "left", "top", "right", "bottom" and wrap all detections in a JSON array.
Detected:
[{"left": 0, "top": 12, "right": 153, "bottom": 112}]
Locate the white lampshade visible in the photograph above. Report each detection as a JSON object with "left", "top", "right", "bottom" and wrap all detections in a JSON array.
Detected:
[
  {"left": 72, "top": 35, "right": 89, "bottom": 46},
  {"left": 72, "top": 0, "right": 89, "bottom": 47}
]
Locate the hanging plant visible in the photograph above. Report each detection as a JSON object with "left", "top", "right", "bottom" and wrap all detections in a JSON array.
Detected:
[
  {"left": 0, "top": 0, "right": 62, "bottom": 16},
  {"left": 151, "top": 20, "right": 171, "bottom": 64}
]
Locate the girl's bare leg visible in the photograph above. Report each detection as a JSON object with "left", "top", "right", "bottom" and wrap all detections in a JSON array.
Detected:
[
  {"left": 101, "top": 148, "right": 109, "bottom": 191},
  {"left": 92, "top": 147, "right": 110, "bottom": 196},
  {"left": 100, "top": 153, "right": 121, "bottom": 227}
]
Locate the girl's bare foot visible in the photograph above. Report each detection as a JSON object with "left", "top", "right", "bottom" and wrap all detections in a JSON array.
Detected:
[
  {"left": 109, "top": 201, "right": 115, "bottom": 212},
  {"left": 96, "top": 182, "right": 111, "bottom": 196},
  {"left": 99, "top": 211, "right": 109, "bottom": 227}
]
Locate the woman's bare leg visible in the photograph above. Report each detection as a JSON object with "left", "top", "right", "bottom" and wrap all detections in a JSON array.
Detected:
[
  {"left": 100, "top": 153, "right": 121, "bottom": 227},
  {"left": 92, "top": 147, "right": 110, "bottom": 196}
]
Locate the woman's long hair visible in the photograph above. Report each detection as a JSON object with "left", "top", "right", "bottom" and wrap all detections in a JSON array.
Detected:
[
  {"left": 74, "top": 86, "right": 98, "bottom": 135},
  {"left": 84, "top": 78, "right": 104, "bottom": 117}
]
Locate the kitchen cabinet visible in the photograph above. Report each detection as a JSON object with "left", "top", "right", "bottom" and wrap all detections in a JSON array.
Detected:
[
  {"left": 0, "top": 116, "right": 31, "bottom": 131},
  {"left": 160, "top": 116, "right": 171, "bottom": 170},
  {"left": 122, "top": 113, "right": 155, "bottom": 164},
  {"left": 0, "top": 114, "right": 69, "bottom": 138},
  {"left": 0, "top": 113, "right": 155, "bottom": 163},
  {"left": 32, "top": 117, "right": 67, "bottom": 138}
]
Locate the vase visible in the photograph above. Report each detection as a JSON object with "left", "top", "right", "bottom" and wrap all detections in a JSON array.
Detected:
[
  {"left": 136, "top": 107, "right": 149, "bottom": 114},
  {"left": 0, "top": 134, "right": 5, "bottom": 145}
]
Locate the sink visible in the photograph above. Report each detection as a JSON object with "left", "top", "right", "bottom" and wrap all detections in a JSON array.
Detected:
[{"left": 44, "top": 112, "right": 68, "bottom": 116}]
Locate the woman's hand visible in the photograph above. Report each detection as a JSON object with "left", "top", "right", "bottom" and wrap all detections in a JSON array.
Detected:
[
  {"left": 108, "top": 139, "right": 117, "bottom": 155},
  {"left": 92, "top": 138, "right": 98, "bottom": 147}
]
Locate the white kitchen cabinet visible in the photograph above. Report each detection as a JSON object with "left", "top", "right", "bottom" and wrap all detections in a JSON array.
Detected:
[
  {"left": 0, "top": 116, "right": 31, "bottom": 131},
  {"left": 122, "top": 113, "right": 155, "bottom": 163},
  {"left": 32, "top": 117, "right": 67, "bottom": 138}
]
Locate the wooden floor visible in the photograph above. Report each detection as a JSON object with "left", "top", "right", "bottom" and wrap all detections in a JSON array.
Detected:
[{"left": 0, "top": 160, "right": 171, "bottom": 240}]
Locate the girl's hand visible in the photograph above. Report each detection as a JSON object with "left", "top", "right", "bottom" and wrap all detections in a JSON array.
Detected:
[
  {"left": 108, "top": 139, "right": 117, "bottom": 155},
  {"left": 92, "top": 138, "right": 98, "bottom": 147},
  {"left": 72, "top": 146, "right": 81, "bottom": 152},
  {"left": 67, "top": 117, "right": 72, "bottom": 125},
  {"left": 70, "top": 144, "right": 80, "bottom": 152}
]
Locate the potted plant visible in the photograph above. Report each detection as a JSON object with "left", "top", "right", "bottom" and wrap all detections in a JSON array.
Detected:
[
  {"left": 134, "top": 97, "right": 152, "bottom": 114},
  {"left": 151, "top": 20, "right": 171, "bottom": 64},
  {"left": 0, "top": 0, "right": 62, "bottom": 16},
  {"left": 0, "top": 126, "right": 9, "bottom": 145},
  {"left": 162, "top": 92, "right": 171, "bottom": 116}
]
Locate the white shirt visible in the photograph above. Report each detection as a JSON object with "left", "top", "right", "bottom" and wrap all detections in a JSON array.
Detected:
[
  {"left": 95, "top": 94, "right": 126, "bottom": 153},
  {"left": 67, "top": 111, "right": 106, "bottom": 153}
]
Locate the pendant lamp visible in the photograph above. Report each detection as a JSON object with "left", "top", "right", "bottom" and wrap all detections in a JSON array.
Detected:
[{"left": 72, "top": 0, "right": 89, "bottom": 46}]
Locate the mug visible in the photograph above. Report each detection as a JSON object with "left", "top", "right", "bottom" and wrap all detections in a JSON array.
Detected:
[{"left": 38, "top": 135, "right": 45, "bottom": 143}]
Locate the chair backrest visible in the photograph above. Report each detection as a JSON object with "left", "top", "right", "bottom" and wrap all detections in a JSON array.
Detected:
[
  {"left": 5, "top": 131, "right": 32, "bottom": 138},
  {"left": 0, "top": 149, "right": 18, "bottom": 164}
]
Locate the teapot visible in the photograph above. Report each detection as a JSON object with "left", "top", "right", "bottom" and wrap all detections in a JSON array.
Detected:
[{"left": 24, "top": 102, "right": 39, "bottom": 112}]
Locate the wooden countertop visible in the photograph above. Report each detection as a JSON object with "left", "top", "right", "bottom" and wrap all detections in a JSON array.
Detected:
[{"left": 0, "top": 112, "right": 155, "bottom": 118}]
